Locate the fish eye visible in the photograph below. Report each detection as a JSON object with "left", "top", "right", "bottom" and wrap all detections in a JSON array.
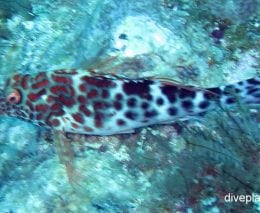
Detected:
[{"left": 7, "top": 89, "right": 21, "bottom": 104}]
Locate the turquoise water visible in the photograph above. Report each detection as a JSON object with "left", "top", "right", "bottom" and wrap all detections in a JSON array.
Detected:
[{"left": 0, "top": 0, "right": 259, "bottom": 212}]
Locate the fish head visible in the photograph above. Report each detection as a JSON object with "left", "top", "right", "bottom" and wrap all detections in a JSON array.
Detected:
[
  {"left": 0, "top": 73, "right": 33, "bottom": 120},
  {"left": 0, "top": 71, "right": 68, "bottom": 128}
]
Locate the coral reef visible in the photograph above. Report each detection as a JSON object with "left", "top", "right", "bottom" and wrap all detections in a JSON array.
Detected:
[{"left": 0, "top": 0, "right": 259, "bottom": 212}]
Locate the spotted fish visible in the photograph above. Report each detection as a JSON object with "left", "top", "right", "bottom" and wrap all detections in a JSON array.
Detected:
[{"left": 0, "top": 70, "right": 259, "bottom": 135}]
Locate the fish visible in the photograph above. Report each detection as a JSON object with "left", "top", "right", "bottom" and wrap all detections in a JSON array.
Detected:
[{"left": 0, "top": 69, "right": 259, "bottom": 136}]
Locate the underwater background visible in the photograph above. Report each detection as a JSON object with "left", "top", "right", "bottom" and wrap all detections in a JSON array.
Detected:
[{"left": 0, "top": 0, "right": 259, "bottom": 212}]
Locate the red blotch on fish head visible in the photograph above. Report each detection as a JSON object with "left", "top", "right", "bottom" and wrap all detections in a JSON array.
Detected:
[
  {"left": 79, "top": 105, "right": 92, "bottom": 116},
  {"left": 57, "top": 95, "right": 75, "bottom": 107},
  {"left": 87, "top": 89, "right": 98, "bottom": 99},
  {"left": 72, "top": 122, "right": 79, "bottom": 129},
  {"left": 21, "top": 75, "right": 30, "bottom": 89},
  {"left": 51, "top": 74, "right": 72, "bottom": 84},
  {"left": 13, "top": 74, "right": 21, "bottom": 81},
  {"left": 51, "top": 85, "right": 68, "bottom": 94},
  {"left": 51, "top": 118, "right": 60, "bottom": 127},
  {"left": 94, "top": 112, "right": 103, "bottom": 128},
  {"left": 81, "top": 76, "right": 116, "bottom": 88},
  {"left": 32, "top": 79, "right": 49, "bottom": 90},
  {"left": 35, "top": 104, "right": 49, "bottom": 112},
  {"left": 36, "top": 113, "right": 43, "bottom": 120},
  {"left": 79, "top": 84, "right": 87, "bottom": 92},
  {"left": 84, "top": 126, "right": 93, "bottom": 132},
  {"left": 28, "top": 89, "right": 46, "bottom": 102},
  {"left": 26, "top": 100, "right": 34, "bottom": 111},
  {"left": 72, "top": 112, "right": 84, "bottom": 123},
  {"left": 101, "top": 89, "right": 109, "bottom": 98},
  {"left": 77, "top": 95, "right": 87, "bottom": 104},
  {"left": 47, "top": 96, "right": 55, "bottom": 103},
  {"left": 35, "top": 72, "right": 47, "bottom": 81},
  {"left": 51, "top": 102, "right": 62, "bottom": 111}
]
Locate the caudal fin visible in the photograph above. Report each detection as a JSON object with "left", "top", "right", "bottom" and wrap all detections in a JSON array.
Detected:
[{"left": 207, "top": 77, "right": 260, "bottom": 106}]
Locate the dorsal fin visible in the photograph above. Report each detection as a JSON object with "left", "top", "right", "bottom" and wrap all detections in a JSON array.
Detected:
[
  {"left": 147, "top": 76, "right": 183, "bottom": 85},
  {"left": 53, "top": 69, "right": 79, "bottom": 75},
  {"left": 150, "top": 76, "right": 221, "bottom": 97}
]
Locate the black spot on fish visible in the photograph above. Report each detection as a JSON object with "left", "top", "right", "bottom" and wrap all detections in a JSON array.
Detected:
[
  {"left": 113, "top": 101, "right": 122, "bottom": 110},
  {"left": 181, "top": 100, "right": 193, "bottom": 110},
  {"left": 144, "top": 110, "right": 158, "bottom": 118},
  {"left": 208, "top": 87, "right": 222, "bottom": 96},
  {"left": 203, "top": 92, "right": 218, "bottom": 100},
  {"left": 123, "top": 80, "right": 153, "bottom": 99},
  {"left": 247, "top": 88, "right": 258, "bottom": 95},
  {"left": 117, "top": 119, "right": 126, "bottom": 126},
  {"left": 102, "top": 89, "right": 109, "bottom": 98},
  {"left": 116, "top": 93, "right": 123, "bottom": 100},
  {"left": 235, "top": 88, "right": 241, "bottom": 93},
  {"left": 156, "top": 97, "right": 164, "bottom": 106},
  {"left": 179, "top": 88, "right": 196, "bottom": 99},
  {"left": 247, "top": 78, "right": 259, "bottom": 85},
  {"left": 199, "top": 101, "right": 210, "bottom": 109},
  {"left": 253, "top": 93, "right": 260, "bottom": 98},
  {"left": 168, "top": 107, "right": 178, "bottom": 116},
  {"left": 125, "top": 111, "right": 137, "bottom": 120},
  {"left": 127, "top": 97, "right": 137, "bottom": 107},
  {"left": 161, "top": 85, "right": 177, "bottom": 103},
  {"left": 226, "top": 97, "right": 236, "bottom": 104},
  {"left": 141, "top": 102, "right": 149, "bottom": 109}
]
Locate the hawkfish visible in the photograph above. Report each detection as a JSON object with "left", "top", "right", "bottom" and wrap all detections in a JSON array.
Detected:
[{"left": 0, "top": 69, "right": 259, "bottom": 136}]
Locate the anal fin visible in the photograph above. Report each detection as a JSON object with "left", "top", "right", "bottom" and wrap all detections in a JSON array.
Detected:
[{"left": 54, "top": 130, "right": 79, "bottom": 186}]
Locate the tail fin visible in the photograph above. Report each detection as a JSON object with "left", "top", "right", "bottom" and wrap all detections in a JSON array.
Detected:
[{"left": 207, "top": 77, "right": 260, "bottom": 106}]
